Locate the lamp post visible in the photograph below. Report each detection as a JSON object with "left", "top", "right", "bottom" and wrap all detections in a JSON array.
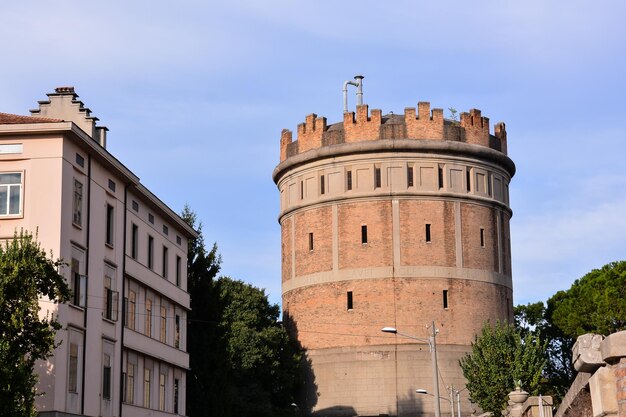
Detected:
[
  {"left": 381, "top": 321, "right": 441, "bottom": 417},
  {"left": 416, "top": 389, "right": 453, "bottom": 417}
]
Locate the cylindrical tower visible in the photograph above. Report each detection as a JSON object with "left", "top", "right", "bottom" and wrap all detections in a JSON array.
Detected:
[{"left": 273, "top": 102, "right": 515, "bottom": 417}]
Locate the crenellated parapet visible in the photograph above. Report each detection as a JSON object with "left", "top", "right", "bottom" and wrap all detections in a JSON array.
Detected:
[{"left": 279, "top": 102, "right": 508, "bottom": 162}]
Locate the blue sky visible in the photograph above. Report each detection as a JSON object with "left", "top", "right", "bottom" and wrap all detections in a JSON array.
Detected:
[{"left": 1, "top": 1, "right": 625, "bottom": 307}]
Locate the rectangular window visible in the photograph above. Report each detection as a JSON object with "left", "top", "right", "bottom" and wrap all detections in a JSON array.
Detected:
[
  {"left": 149, "top": 213, "right": 154, "bottom": 224},
  {"left": 132, "top": 200, "right": 139, "bottom": 211},
  {"left": 144, "top": 368, "right": 151, "bottom": 408},
  {"left": 160, "top": 304, "right": 167, "bottom": 343},
  {"left": 346, "top": 170, "right": 352, "bottom": 191},
  {"left": 146, "top": 299, "right": 153, "bottom": 337},
  {"left": 175, "top": 314, "right": 180, "bottom": 349},
  {"left": 71, "top": 258, "right": 87, "bottom": 307},
  {"left": 127, "top": 291, "right": 136, "bottom": 330},
  {"left": 103, "top": 271, "right": 118, "bottom": 321},
  {"left": 108, "top": 179, "right": 116, "bottom": 192},
  {"left": 361, "top": 225, "right": 368, "bottom": 245},
  {"left": 75, "top": 153, "right": 85, "bottom": 168},
  {"left": 308, "top": 232, "right": 314, "bottom": 251},
  {"left": 320, "top": 175, "right": 325, "bottom": 195},
  {"left": 68, "top": 343, "right": 78, "bottom": 393},
  {"left": 106, "top": 204, "right": 114, "bottom": 246},
  {"left": 347, "top": 291, "right": 353, "bottom": 310},
  {"left": 176, "top": 235, "right": 182, "bottom": 245},
  {"left": 487, "top": 174, "right": 492, "bottom": 196},
  {"left": 148, "top": 235, "right": 154, "bottom": 269},
  {"left": 174, "top": 378, "right": 179, "bottom": 414},
  {"left": 425, "top": 224, "right": 432, "bottom": 243},
  {"left": 73, "top": 179, "right": 83, "bottom": 226},
  {"left": 159, "top": 373, "right": 166, "bottom": 411},
  {"left": 300, "top": 180, "right": 304, "bottom": 200},
  {"left": 0, "top": 172, "right": 23, "bottom": 216},
  {"left": 103, "top": 354, "right": 112, "bottom": 400},
  {"left": 163, "top": 224, "right": 169, "bottom": 235},
  {"left": 466, "top": 169, "right": 471, "bottom": 192},
  {"left": 374, "top": 167, "right": 381, "bottom": 188},
  {"left": 443, "top": 290, "right": 449, "bottom": 309},
  {"left": 131, "top": 224, "right": 138, "bottom": 259},
  {"left": 162, "top": 246, "right": 168, "bottom": 278},
  {"left": 480, "top": 228, "right": 485, "bottom": 247},
  {"left": 407, "top": 166, "right": 414, "bottom": 187},
  {"left": 126, "top": 363, "right": 135, "bottom": 404},
  {"left": 176, "top": 256, "right": 182, "bottom": 287}
]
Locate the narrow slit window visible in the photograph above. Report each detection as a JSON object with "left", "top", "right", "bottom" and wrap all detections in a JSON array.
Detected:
[
  {"left": 425, "top": 224, "right": 431, "bottom": 243},
  {"left": 300, "top": 180, "right": 304, "bottom": 199},
  {"left": 374, "top": 167, "right": 381, "bottom": 188},
  {"left": 443, "top": 290, "right": 449, "bottom": 309},
  {"left": 131, "top": 224, "right": 138, "bottom": 259},
  {"left": 361, "top": 225, "right": 368, "bottom": 244},
  {"left": 347, "top": 170, "right": 352, "bottom": 191},
  {"left": 347, "top": 291, "right": 353, "bottom": 310},
  {"left": 407, "top": 166, "right": 414, "bottom": 187},
  {"left": 438, "top": 166, "right": 444, "bottom": 189},
  {"left": 320, "top": 175, "right": 325, "bottom": 195},
  {"left": 466, "top": 169, "right": 471, "bottom": 192},
  {"left": 308, "top": 232, "right": 314, "bottom": 251},
  {"left": 487, "top": 175, "right": 492, "bottom": 196},
  {"left": 106, "top": 204, "right": 114, "bottom": 246},
  {"left": 480, "top": 228, "right": 485, "bottom": 247},
  {"left": 148, "top": 235, "right": 154, "bottom": 270}
]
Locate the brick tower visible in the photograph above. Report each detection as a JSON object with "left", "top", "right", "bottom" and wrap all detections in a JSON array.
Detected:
[{"left": 273, "top": 96, "right": 515, "bottom": 417}]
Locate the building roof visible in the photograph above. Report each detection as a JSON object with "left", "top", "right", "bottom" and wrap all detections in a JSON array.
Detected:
[{"left": 0, "top": 112, "right": 63, "bottom": 124}]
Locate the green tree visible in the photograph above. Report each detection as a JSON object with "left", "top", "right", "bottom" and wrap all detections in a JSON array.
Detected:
[
  {"left": 182, "top": 206, "right": 227, "bottom": 417},
  {"left": 459, "top": 321, "right": 545, "bottom": 415},
  {"left": 551, "top": 261, "right": 626, "bottom": 337},
  {"left": 217, "top": 277, "right": 302, "bottom": 417},
  {"left": 515, "top": 302, "right": 574, "bottom": 404},
  {"left": 0, "top": 231, "right": 70, "bottom": 417},
  {"left": 183, "top": 206, "right": 303, "bottom": 417}
]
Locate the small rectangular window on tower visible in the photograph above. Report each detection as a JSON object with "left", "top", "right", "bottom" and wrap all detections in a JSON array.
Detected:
[
  {"left": 347, "top": 170, "right": 352, "bottom": 191},
  {"left": 407, "top": 166, "right": 414, "bottom": 187},
  {"left": 425, "top": 224, "right": 431, "bottom": 243},
  {"left": 300, "top": 180, "right": 304, "bottom": 200},
  {"left": 347, "top": 291, "right": 353, "bottom": 310},
  {"left": 438, "top": 166, "right": 444, "bottom": 189},
  {"left": 308, "top": 232, "right": 314, "bottom": 251},
  {"left": 75, "top": 153, "right": 85, "bottom": 168},
  {"left": 443, "top": 290, "right": 449, "bottom": 309},
  {"left": 108, "top": 179, "right": 116, "bottom": 192},
  {"left": 320, "top": 175, "right": 325, "bottom": 195},
  {"left": 374, "top": 167, "right": 381, "bottom": 188},
  {"left": 361, "top": 225, "right": 368, "bottom": 245},
  {"left": 466, "top": 169, "right": 471, "bottom": 192},
  {"left": 480, "top": 228, "right": 485, "bottom": 247}
]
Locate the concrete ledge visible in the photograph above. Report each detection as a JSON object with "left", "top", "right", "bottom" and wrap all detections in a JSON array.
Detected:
[
  {"left": 573, "top": 334, "right": 605, "bottom": 372},
  {"left": 600, "top": 331, "right": 626, "bottom": 364}
]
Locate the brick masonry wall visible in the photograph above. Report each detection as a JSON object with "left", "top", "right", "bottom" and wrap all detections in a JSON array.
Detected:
[
  {"left": 294, "top": 206, "right": 333, "bottom": 277},
  {"left": 338, "top": 201, "right": 393, "bottom": 270},
  {"left": 399, "top": 200, "right": 456, "bottom": 267}
]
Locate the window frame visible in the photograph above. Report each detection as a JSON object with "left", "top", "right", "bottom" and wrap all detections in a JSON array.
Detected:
[{"left": 0, "top": 171, "right": 23, "bottom": 217}]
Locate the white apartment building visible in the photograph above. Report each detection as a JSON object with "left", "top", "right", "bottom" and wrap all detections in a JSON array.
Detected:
[{"left": 0, "top": 87, "right": 197, "bottom": 417}]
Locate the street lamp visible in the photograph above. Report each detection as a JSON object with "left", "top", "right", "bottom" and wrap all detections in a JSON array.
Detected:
[
  {"left": 415, "top": 389, "right": 454, "bottom": 417},
  {"left": 381, "top": 321, "right": 441, "bottom": 417}
]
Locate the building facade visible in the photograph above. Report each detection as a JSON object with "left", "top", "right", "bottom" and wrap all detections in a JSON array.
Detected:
[
  {"left": 0, "top": 87, "right": 196, "bottom": 417},
  {"left": 273, "top": 102, "right": 516, "bottom": 416}
]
